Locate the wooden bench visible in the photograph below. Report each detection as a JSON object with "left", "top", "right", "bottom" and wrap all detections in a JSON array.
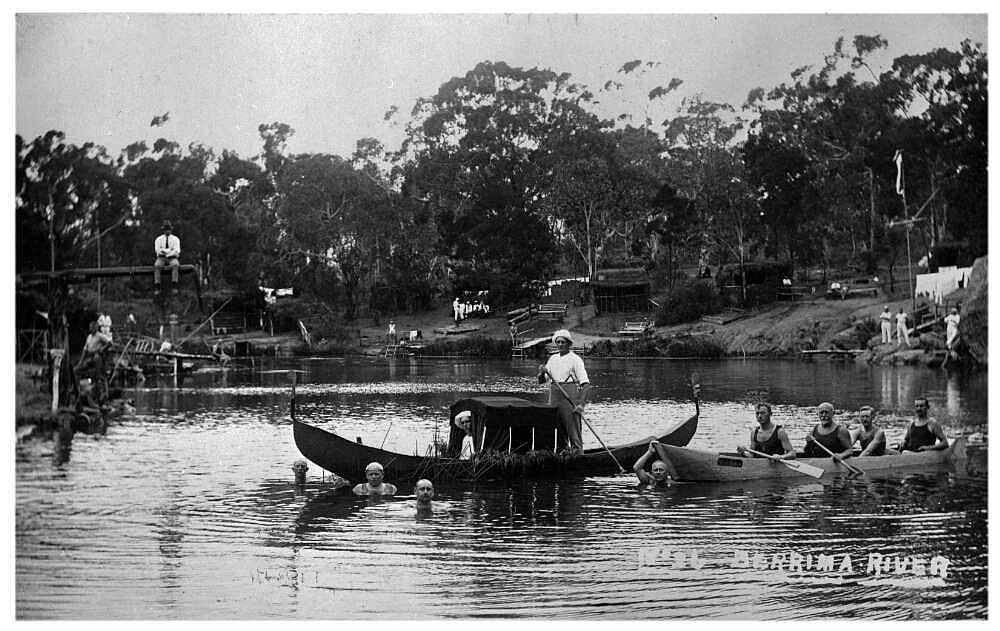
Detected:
[
  {"left": 847, "top": 286, "right": 879, "bottom": 298},
  {"left": 211, "top": 312, "right": 246, "bottom": 335},
  {"left": 535, "top": 303, "right": 568, "bottom": 321},
  {"left": 618, "top": 319, "right": 653, "bottom": 337}
]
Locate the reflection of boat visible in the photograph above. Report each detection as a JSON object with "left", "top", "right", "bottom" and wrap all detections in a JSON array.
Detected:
[
  {"left": 655, "top": 438, "right": 967, "bottom": 482},
  {"left": 294, "top": 391, "right": 699, "bottom": 483}
]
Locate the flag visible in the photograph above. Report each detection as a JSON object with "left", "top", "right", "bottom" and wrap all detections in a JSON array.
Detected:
[{"left": 893, "top": 149, "right": 904, "bottom": 196}]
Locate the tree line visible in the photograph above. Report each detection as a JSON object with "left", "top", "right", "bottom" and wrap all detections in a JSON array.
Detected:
[{"left": 15, "top": 36, "right": 986, "bottom": 319}]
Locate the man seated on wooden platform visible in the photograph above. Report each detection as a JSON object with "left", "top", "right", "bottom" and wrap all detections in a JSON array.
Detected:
[{"left": 153, "top": 220, "right": 181, "bottom": 295}]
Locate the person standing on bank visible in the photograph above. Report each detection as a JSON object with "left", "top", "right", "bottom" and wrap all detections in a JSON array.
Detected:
[
  {"left": 537, "top": 329, "right": 590, "bottom": 453},
  {"left": 944, "top": 308, "right": 961, "bottom": 350},
  {"left": 895, "top": 308, "right": 911, "bottom": 347},
  {"left": 153, "top": 220, "right": 181, "bottom": 295},
  {"left": 879, "top": 306, "right": 893, "bottom": 344}
]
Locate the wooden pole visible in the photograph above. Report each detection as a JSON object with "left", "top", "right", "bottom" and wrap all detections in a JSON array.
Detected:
[{"left": 49, "top": 349, "right": 64, "bottom": 413}]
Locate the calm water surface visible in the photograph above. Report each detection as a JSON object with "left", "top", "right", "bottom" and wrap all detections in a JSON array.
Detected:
[{"left": 15, "top": 358, "right": 988, "bottom": 619}]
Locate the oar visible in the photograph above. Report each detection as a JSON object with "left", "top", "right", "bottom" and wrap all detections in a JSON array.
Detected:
[
  {"left": 808, "top": 437, "right": 865, "bottom": 477},
  {"left": 745, "top": 448, "right": 824, "bottom": 479},
  {"left": 545, "top": 369, "right": 625, "bottom": 474}
]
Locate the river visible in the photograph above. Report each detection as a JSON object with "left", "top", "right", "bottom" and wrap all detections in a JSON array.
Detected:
[{"left": 15, "top": 358, "right": 988, "bottom": 619}]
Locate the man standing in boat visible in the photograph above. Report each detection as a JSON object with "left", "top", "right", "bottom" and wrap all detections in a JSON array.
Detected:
[
  {"left": 736, "top": 402, "right": 796, "bottom": 459},
  {"left": 537, "top": 329, "right": 590, "bottom": 453},
  {"left": 352, "top": 462, "right": 398, "bottom": 496},
  {"left": 900, "top": 398, "right": 949, "bottom": 452},
  {"left": 803, "top": 402, "right": 854, "bottom": 459}
]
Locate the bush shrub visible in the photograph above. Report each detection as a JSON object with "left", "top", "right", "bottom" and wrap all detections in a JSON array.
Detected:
[
  {"left": 654, "top": 280, "right": 724, "bottom": 326},
  {"left": 584, "top": 335, "right": 724, "bottom": 358},
  {"left": 416, "top": 335, "right": 512, "bottom": 357}
]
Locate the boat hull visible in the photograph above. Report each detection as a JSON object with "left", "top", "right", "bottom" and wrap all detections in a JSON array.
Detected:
[
  {"left": 654, "top": 439, "right": 967, "bottom": 482},
  {"left": 294, "top": 411, "right": 698, "bottom": 483}
]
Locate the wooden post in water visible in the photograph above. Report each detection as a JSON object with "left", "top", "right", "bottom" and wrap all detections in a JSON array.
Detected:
[
  {"left": 289, "top": 371, "right": 297, "bottom": 421},
  {"left": 49, "top": 349, "right": 65, "bottom": 413}
]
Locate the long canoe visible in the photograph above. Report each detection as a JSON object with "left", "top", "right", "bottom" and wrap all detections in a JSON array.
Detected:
[
  {"left": 653, "top": 438, "right": 967, "bottom": 482},
  {"left": 293, "top": 398, "right": 699, "bottom": 483}
]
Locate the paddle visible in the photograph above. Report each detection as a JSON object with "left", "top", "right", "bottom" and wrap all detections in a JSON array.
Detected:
[
  {"left": 545, "top": 369, "right": 626, "bottom": 474},
  {"left": 807, "top": 436, "right": 865, "bottom": 477},
  {"left": 744, "top": 448, "right": 824, "bottom": 479}
]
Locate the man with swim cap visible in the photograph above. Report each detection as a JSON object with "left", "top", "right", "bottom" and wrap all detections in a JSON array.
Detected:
[{"left": 352, "top": 461, "right": 398, "bottom": 496}]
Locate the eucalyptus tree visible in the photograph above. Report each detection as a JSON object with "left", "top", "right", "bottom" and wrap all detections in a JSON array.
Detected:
[
  {"left": 661, "top": 95, "right": 761, "bottom": 294},
  {"left": 400, "top": 61, "right": 599, "bottom": 300},
  {"left": 16, "top": 131, "right": 131, "bottom": 274},
  {"left": 273, "top": 152, "right": 389, "bottom": 319},
  {"left": 888, "top": 39, "right": 987, "bottom": 257}
]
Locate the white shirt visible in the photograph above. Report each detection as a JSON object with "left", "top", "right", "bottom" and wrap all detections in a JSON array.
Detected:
[
  {"left": 944, "top": 313, "right": 960, "bottom": 332},
  {"left": 460, "top": 435, "right": 475, "bottom": 460},
  {"left": 544, "top": 351, "right": 589, "bottom": 384},
  {"left": 879, "top": 310, "right": 892, "bottom": 323},
  {"left": 155, "top": 234, "right": 181, "bottom": 258},
  {"left": 896, "top": 312, "right": 908, "bottom": 327}
]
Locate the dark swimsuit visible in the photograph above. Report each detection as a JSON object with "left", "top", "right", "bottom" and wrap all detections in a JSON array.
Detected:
[
  {"left": 858, "top": 429, "right": 886, "bottom": 456},
  {"left": 902, "top": 422, "right": 937, "bottom": 452},
  {"left": 804, "top": 425, "right": 851, "bottom": 457},
  {"left": 752, "top": 425, "right": 785, "bottom": 456}
]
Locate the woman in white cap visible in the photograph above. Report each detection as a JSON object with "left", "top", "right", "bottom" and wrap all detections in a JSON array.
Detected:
[
  {"left": 454, "top": 410, "right": 476, "bottom": 459},
  {"left": 352, "top": 462, "right": 398, "bottom": 496},
  {"left": 537, "top": 329, "right": 591, "bottom": 452}
]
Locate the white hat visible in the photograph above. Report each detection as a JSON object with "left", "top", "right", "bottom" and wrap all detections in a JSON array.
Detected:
[
  {"left": 552, "top": 329, "right": 573, "bottom": 344},
  {"left": 365, "top": 462, "right": 384, "bottom": 472},
  {"left": 455, "top": 410, "right": 472, "bottom": 421}
]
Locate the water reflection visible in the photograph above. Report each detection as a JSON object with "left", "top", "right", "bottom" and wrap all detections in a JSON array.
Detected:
[{"left": 16, "top": 358, "right": 987, "bottom": 620}]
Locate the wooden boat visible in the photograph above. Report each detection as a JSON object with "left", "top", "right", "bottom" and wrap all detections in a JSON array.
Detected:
[
  {"left": 653, "top": 438, "right": 967, "bottom": 482},
  {"left": 293, "top": 392, "right": 699, "bottom": 483}
]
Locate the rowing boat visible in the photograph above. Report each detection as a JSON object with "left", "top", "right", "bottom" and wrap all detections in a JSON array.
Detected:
[
  {"left": 293, "top": 392, "right": 699, "bottom": 483},
  {"left": 653, "top": 438, "right": 967, "bottom": 482}
]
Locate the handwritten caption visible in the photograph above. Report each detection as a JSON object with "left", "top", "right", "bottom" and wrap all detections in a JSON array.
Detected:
[{"left": 637, "top": 547, "right": 950, "bottom": 579}]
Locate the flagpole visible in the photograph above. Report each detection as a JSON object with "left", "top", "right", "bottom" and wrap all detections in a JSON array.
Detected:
[{"left": 895, "top": 150, "right": 915, "bottom": 314}]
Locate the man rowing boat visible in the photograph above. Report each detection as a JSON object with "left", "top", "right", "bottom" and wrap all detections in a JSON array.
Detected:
[
  {"left": 736, "top": 402, "right": 795, "bottom": 460},
  {"left": 803, "top": 402, "right": 854, "bottom": 459},
  {"left": 850, "top": 405, "right": 889, "bottom": 456},
  {"left": 900, "top": 398, "right": 949, "bottom": 452}
]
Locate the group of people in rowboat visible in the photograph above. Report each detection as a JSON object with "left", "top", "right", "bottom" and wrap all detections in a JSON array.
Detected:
[
  {"left": 736, "top": 397, "right": 949, "bottom": 461},
  {"left": 632, "top": 397, "right": 950, "bottom": 486}
]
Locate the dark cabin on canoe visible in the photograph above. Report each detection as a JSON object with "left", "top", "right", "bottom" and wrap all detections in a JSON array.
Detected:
[
  {"left": 715, "top": 260, "right": 792, "bottom": 308},
  {"left": 589, "top": 267, "right": 652, "bottom": 314}
]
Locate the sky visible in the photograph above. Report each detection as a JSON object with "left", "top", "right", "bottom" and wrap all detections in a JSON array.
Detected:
[{"left": 14, "top": 11, "right": 989, "bottom": 162}]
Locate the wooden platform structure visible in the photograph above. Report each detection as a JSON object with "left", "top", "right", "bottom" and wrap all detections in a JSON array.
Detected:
[
  {"left": 18, "top": 264, "right": 203, "bottom": 310},
  {"left": 800, "top": 349, "right": 864, "bottom": 356},
  {"left": 18, "top": 263, "right": 201, "bottom": 285},
  {"left": 700, "top": 310, "right": 748, "bottom": 325}
]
